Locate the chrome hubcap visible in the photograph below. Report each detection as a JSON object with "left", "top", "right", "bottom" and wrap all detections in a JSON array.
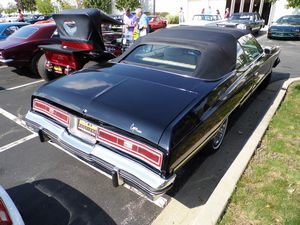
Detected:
[{"left": 212, "top": 118, "right": 228, "bottom": 150}]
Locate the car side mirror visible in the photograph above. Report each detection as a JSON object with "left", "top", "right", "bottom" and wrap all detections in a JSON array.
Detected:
[{"left": 264, "top": 47, "right": 272, "bottom": 55}]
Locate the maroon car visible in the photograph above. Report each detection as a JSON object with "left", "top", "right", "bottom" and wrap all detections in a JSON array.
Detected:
[
  {"left": 148, "top": 15, "right": 167, "bottom": 32},
  {"left": 0, "top": 23, "right": 59, "bottom": 78}
]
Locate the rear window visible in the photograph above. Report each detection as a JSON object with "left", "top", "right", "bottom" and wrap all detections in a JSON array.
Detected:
[
  {"left": 123, "top": 44, "right": 200, "bottom": 73},
  {"left": 9, "top": 26, "right": 39, "bottom": 39}
]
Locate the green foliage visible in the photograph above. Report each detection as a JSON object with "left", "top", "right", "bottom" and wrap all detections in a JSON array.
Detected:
[
  {"left": 4, "top": 2, "right": 18, "bottom": 14},
  {"left": 82, "top": 0, "right": 112, "bottom": 13},
  {"left": 36, "top": 0, "right": 54, "bottom": 14},
  {"left": 287, "top": 0, "right": 300, "bottom": 8},
  {"left": 166, "top": 14, "right": 179, "bottom": 24},
  {"left": 155, "top": 12, "right": 169, "bottom": 17},
  {"left": 115, "top": 0, "right": 140, "bottom": 11},
  {"left": 15, "top": 0, "right": 36, "bottom": 12},
  {"left": 57, "top": 0, "right": 75, "bottom": 10},
  {"left": 268, "top": 0, "right": 300, "bottom": 8}
]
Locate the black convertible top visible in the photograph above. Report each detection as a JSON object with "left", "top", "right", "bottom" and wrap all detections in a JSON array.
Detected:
[
  {"left": 53, "top": 8, "right": 123, "bottom": 51},
  {"left": 117, "top": 26, "right": 249, "bottom": 79}
]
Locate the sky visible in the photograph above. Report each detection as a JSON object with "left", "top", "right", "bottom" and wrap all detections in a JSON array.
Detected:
[{"left": 1, "top": 0, "right": 15, "bottom": 8}]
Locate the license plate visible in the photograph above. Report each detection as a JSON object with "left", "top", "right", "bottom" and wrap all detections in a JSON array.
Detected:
[
  {"left": 77, "top": 119, "right": 97, "bottom": 137},
  {"left": 54, "top": 65, "right": 62, "bottom": 73}
]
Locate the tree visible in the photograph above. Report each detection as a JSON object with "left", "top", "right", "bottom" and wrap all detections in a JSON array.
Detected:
[
  {"left": 36, "top": 0, "right": 54, "bottom": 14},
  {"left": 15, "top": 0, "right": 36, "bottom": 12},
  {"left": 0, "top": 4, "right": 4, "bottom": 13},
  {"left": 57, "top": 0, "right": 75, "bottom": 10},
  {"left": 115, "top": 0, "right": 140, "bottom": 11},
  {"left": 286, "top": 0, "right": 300, "bottom": 8},
  {"left": 268, "top": 0, "right": 300, "bottom": 8},
  {"left": 4, "top": 2, "right": 18, "bottom": 14},
  {"left": 82, "top": 0, "right": 112, "bottom": 13}
]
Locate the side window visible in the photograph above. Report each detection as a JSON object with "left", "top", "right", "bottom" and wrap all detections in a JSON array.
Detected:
[
  {"left": 238, "top": 34, "right": 263, "bottom": 62},
  {"left": 236, "top": 43, "right": 249, "bottom": 69},
  {"left": 3, "top": 26, "right": 19, "bottom": 36}
]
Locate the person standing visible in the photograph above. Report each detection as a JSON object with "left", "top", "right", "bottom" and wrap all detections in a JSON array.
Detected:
[
  {"left": 135, "top": 8, "right": 149, "bottom": 39},
  {"left": 178, "top": 7, "right": 185, "bottom": 24},
  {"left": 123, "top": 8, "right": 136, "bottom": 42},
  {"left": 17, "top": 9, "right": 24, "bottom": 22},
  {"left": 224, "top": 8, "right": 230, "bottom": 19}
]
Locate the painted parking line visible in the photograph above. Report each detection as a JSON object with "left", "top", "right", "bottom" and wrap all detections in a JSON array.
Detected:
[
  {"left": 0, "top": 80, "right": 44, "bottom": 93},
  {"left": 0, "top": 108, "right": 29, "bottom": 130},
  {"left": 0, "top": 133, "right": 38, "bottom": 153},
  {"left": 0, "top": 65, "right": 8, "bottom": 69}
]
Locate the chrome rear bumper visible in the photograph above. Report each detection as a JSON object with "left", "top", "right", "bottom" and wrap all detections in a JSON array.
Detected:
[
  {"left": 25, "top": 111, "right": 175, "bottom": 200},
  {"left": 0, "top": 58, "right": 13, "bottom": 63}
]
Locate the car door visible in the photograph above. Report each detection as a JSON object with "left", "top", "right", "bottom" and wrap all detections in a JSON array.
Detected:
[{"left": 239, "top": 34, "right": 271, "bottom": 92}]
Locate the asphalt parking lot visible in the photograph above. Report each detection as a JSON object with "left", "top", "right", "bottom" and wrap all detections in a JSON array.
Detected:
[{"left": 0, "top": 35, "right": 299, "bottom": 225}]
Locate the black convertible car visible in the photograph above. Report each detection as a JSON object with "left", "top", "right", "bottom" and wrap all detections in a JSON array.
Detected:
[
  {"left": 25, "top": 26, "right": 280, "bottom": 199},
  {"left": 217, "top": 12, "right": 265, "bottom": 34}
]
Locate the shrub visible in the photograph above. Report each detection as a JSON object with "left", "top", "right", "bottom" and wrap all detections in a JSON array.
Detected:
[{"left": 166, "top": 14, "right": 179, "bottom": 24}]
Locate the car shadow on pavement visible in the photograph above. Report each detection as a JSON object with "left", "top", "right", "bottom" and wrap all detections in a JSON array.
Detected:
[
  {"left": 11, "top": 67, "right": 41, "bottom": 79},
  {"left": 166, "top": 71, "right": 290, "bottom": 208},
  {"left": 7, "top": 179, "right": 117, "bottom": 225}
]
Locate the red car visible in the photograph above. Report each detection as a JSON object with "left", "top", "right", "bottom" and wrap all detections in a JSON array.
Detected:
[
  {"left": 148, "top": 15, "right": 167, "bottom": 32},
  {"left": 0, "top": 23, "right": 59, "bottom": 78}
]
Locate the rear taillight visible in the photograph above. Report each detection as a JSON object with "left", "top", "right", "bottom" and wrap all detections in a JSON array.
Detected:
[
  {"left": 33, "top": 99, "right": 70, "bottom": 125},
  {"left": 0, "top": 198, "right": 12, "bottom": 225},
  {"left": 97, "top": 127, "right": 163, "bottom": 170}
]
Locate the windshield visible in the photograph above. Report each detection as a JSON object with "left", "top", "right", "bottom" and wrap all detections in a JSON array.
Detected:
[
  {"left": 123, "top": 44, "right": 200, "bottom": 73},
  {"left": 277, "top": 16, "right": 300, "bottom": 25},
  {"left": 230, "top": 14, "right": 253, "bottom": 21},
  {"left": 8, "top": 26, "right": 39, "bottom": 39},
  {"left": 193, "top": 15, "right": 220, "bottom": 21}
]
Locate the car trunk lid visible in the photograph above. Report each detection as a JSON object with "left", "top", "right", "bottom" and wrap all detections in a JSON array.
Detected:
[{"left": 34, "top": 69, "right": 201, "bottom": 145}]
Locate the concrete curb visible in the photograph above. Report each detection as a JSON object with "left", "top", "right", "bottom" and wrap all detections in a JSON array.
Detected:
[{"left": 152, "top": 78, "right": 300, "bottom": 225}]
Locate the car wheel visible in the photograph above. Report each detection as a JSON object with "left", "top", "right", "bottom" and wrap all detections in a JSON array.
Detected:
[
  {"left": 32, "top": 52, "right": 55, "bottom": 81},
  {"left": 211, "top": 118, "right": 228, "bottom": 150},
  {"left": 203, "top": 117, "right": 228, "bottom": 154}
]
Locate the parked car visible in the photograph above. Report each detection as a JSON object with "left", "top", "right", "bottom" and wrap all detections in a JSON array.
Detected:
[
  {"left": 0, "top": 22, "right": 29, "bottom": 40},
  {"left": 268, "top": 15, "right": 300, "bottom": 39},
  {"left": 25, "top": 14, "right": 51, "bottom": 24},
  {"left": 0, "top": 23, "right": 59, "bottom": 78},
  {"left": 25, "top": 26, "right": 280, "bottom": 200},
  {"left": 217, "top": 12, "right": 265, "bottom": 34},
  {"left": 34, "top": 17, "right": 54, "bottom": 24},
  {"left": 0, "top": 185, "right": 25, "bottom": 225},
  {"left": 148, "top": 15, "right": 167, "bottom": 32},
  {"left": 39, "top": 8, "right": 123, "bottom": 80},
  {"left": 110, "top": 14, "right": 124, "bottom": 31},
  {"left": 1, "top": 14, "right": 18, "bottom": 22},
  {"left": 181, "top": 14, "right": 223, "bottom": 26}
]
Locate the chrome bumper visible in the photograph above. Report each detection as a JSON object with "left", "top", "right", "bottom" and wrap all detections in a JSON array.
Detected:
[
  {"left": 0, "top": 58, "right": 13, "bottom": 63},
  {"left": 25, "top": 111, "right": 176, "bottom": 200},
  {"left": 0, "top": 185, "right": 25, "bottom": 225}
]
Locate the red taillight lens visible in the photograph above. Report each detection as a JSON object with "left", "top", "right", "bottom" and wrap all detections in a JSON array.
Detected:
[
  {"left": 97, "top": 127, "right": 163, "bottom": 170},
  {"left": 0, "top": 199, "right": 12, "bottom": 225},
  {"left": 33, "top": 99, "right": 70, "bottom": 125}
]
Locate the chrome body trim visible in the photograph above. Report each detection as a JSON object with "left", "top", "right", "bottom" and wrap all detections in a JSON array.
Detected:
[
  {"left": 0, "top": 185, "right": 25, "bottom": 225},
  {"left": 25, "top": 111, "right": 176, "bottom": 199},
  {"left": 0, "top": 58, "right": 13, "bottom": 63}
]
